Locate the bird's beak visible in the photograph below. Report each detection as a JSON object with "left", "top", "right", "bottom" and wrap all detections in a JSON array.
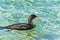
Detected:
[{"left": 36, "top": 16, "right": 42, "bottom": 18}]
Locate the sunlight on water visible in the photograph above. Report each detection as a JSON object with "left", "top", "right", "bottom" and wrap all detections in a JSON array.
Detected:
[{"left": 0, "top": 0, "right": 60, "bottom": 40}]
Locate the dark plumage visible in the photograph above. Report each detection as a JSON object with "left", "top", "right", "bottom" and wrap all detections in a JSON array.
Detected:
[{"left": 4, "top": 14, "right": 40, "bottom": 30}]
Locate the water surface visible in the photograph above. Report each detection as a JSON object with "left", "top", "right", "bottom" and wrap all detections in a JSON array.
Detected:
[{"left": 0, "top": 0, "right": 60, "bottom": 40}]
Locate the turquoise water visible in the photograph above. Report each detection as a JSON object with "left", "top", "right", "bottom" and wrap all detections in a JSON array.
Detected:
[{"left": 0, "top": 0, "right": 60, "bottom": 40}]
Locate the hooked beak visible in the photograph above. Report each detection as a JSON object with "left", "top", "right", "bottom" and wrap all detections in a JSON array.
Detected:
[{"left": 36, "top": 16, "right": 42, "bottom": 18}]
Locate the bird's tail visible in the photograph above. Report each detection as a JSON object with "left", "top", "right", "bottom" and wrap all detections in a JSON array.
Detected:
[{"left": 0, "top": 26, "right": 6, "bottom": 30}]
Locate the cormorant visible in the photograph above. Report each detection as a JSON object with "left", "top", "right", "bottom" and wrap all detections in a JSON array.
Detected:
[{"left": 4, "top": 14, "right": 41, "bottom": 30}]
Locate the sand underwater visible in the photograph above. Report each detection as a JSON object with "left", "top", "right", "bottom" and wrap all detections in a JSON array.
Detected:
[{"left": 0, "top": 0, "right": 60, "bottom": 40}]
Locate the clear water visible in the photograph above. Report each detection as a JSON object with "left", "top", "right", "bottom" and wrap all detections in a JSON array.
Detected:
[{"left": 0, "top": 0, "right": 60, "bottom": 40}]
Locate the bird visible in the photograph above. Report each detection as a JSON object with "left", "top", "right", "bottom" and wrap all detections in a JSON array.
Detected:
[{"left": 0, "top": 14, "right": 41, "bottom": 30}]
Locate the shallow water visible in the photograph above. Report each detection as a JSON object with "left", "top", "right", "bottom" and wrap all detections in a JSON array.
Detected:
[{"left": 0, "top": 0, "right": 60, "bottom": 40}]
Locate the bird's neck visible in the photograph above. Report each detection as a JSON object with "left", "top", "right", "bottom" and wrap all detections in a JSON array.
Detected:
[
  {"left": 28, "top": 20, "right": 33, "bottom": 24},
  {"left": 28, "top": 17, "right": 34, "bottom": 24},
  {"left": 28, "top": 19, "right": 36, "bottom": 27}
]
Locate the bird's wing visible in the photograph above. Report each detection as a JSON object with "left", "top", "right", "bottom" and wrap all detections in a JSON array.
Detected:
[
  {"left": 6, "top": 23, "right": 27, "bottom": 30},
  {"left": 16, "top": 24, "right": 27, "bottom": 29}
]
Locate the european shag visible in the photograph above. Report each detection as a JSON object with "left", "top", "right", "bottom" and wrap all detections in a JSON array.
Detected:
[{"left": 4, "top": 14, "right": 41, "bottom": 30}]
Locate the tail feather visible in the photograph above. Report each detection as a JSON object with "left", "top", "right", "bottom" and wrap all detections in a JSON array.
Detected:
[{"left": 0, "top": 26, "right": 6, "bottom": 30}]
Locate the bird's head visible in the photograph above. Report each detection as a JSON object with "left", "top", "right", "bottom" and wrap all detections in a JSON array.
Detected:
[
  {"left": 29, "top": 14, "right": 41, "bottom": 19},
  {"left": 28, "top": 14, "right": 41, "bottom": 23}
]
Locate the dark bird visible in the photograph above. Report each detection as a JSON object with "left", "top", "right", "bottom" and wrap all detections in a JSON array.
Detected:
[{"left": 0, "top": 14, "right": 41, "bottom": 30}]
